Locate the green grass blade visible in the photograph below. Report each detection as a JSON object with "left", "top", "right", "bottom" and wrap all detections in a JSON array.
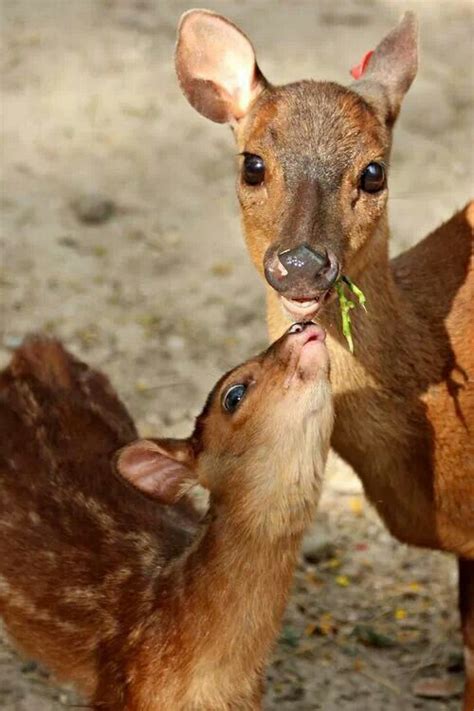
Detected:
[{"left": 335, "top": 277, "right": 367, "bottom": 353}]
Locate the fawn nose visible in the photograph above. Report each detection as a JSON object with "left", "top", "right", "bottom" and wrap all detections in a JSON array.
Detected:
[
  {"left": 264, "top": 243, "right": 339, "bottom": 295},
  {"left": 287, "top": 321, "right": 326, "bottom": 342},
  {"left": 282, "top": 322, "right": 328, "bottom": 374}
]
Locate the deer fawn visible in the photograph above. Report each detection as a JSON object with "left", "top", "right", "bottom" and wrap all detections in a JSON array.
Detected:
[
  {"left": 0, "top": 326, "right": 332, "bottom": 710},
  {"left": 176, "top": 9, "right": 474, "bottom": 708}
]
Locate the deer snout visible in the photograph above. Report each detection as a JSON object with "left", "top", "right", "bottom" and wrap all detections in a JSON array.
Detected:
[
  {"left": 264, "top": 243, "right": 339, "bottom": 298},
  {"left": 278, "top": 322, "right": 329, "bottom": 380}
]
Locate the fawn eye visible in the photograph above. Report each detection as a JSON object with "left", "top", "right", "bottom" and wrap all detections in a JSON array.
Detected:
[
  {"left": 242, "top": 153, "right": 265, "bottom": 186},
  {"left": 222, "top": 384, "right": 247, "bottom": 413},
  {"left": 360, "top": 162, "right": 386, "bottom": 193}
]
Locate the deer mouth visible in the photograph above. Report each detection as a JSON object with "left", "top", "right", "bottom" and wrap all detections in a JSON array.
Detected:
[
  {"left": 264, "top": 243, "right": 341, "bottom": 322},
  {"left": 280, "top": 290, "right": 333, "bottom": 321}
]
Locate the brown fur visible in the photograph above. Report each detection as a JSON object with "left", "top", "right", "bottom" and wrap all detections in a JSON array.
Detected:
[
  {"left": 265, "top": 204, "right": 474, "bottom": 554},
  {"left": 0, "top": 330, "right": 333, "bottom": 710},
  {"left": 244, "top": 57, "right": 474, "bottom": 711},
  {"left": 175, "top": 10, "right": 474, "bottom": 707}
]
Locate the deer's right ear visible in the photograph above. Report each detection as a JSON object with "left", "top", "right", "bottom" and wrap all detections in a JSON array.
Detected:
[
  {"left": 175, "top": 9, "right": 267, "bottom": 124},
  {"left": 352, "top": 12, "right": 418, "bottom": 125},
  {"left": 115, "top": 439, "right": 196, "bottom": 505}
]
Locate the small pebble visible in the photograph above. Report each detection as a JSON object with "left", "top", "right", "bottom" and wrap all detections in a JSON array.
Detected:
[
  {"left": 302, "top": 531, "right": 335, "bottom": 563},
  {"left": 412, "top": 677, "right": 462, "bottom": 699},
  {"left": 20, "top": 660, "right": 38, "bottom": 674},
  {"left": 166, "top": 335, "right": 185, "bottom": 351},
  {"left": 71, "top": 194, "right": 116, "bottom": 225}
]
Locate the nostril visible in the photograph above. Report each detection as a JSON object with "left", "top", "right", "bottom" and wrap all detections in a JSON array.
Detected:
[
  {"left": 288, "top": 323, "right": 304, "bottom": 334},
  {"left": 288, "top": 322, "right": 312, "bottom": 334},
  {"left": 278, "top": 244, "right": 329, "bottom": 276}
]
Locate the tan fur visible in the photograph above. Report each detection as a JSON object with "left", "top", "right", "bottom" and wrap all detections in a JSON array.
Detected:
[
  {"left": 245, "top": 85, "right": 473, "bottom": 711},
  {"left": 241, "top": 57, "right": 474, "bottom": 711},
  {"left": 174, "top": 10, "right": 473, "bottom": 706},
  {"left": 265, "top": 205, "right": 474, "bottom": 555},
  {"left": 0, "top": 330, "right": 333, "bottom": 709}
]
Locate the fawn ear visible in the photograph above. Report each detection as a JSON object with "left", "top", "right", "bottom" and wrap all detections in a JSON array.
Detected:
[
  {"left": 353, "top": 12, "right": 418, "bottom": 125},
  {"left": 115, "top": 439, "right": 196, "bottom": 504},
  {"left": 175, "top": 9, "right": 267, "bottom": 124}
]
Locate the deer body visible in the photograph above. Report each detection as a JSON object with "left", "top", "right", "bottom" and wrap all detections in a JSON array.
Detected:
[
  {"left": 0, "top": 338, "right": 198, "bottom": 700},
  {"left": 267, "top": 204, "right": 474, "bottom": 556},
  {"left": 0, "top": 327, "right": 332, "bottom": 710},
  {"left": 175, "top": 10, "right": 474, "bottom": 707}
]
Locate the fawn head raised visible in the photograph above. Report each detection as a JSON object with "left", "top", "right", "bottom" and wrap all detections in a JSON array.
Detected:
[{"left": 117, "top": 323, "right": 331, "bottom": 518}]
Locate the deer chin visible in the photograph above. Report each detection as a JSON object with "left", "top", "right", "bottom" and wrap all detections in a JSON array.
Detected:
[{"left": 280, "top": 291, "right": 332, "bottom": 322}]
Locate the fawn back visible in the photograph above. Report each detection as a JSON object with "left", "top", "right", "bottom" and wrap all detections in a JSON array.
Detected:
[{"left": 0, "top": 337, "right": 200, "bottom": 695}]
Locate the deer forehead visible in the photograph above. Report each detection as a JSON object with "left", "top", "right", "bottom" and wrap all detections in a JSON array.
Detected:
[{"left": 239, "top": 82, "right": 388, "bottom": 184}]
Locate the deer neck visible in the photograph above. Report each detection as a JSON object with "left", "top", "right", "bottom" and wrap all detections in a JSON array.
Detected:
[
  {"left": 147, "top": 508, "right": 304, "bottom": 710},
  {"left": 185, "top": 507, "right": 303, "bottom": 639},
  {"left": 173, "top": 442, "right": 325, "bottom": 682},
  {"left": 320, "top": 219, "right": 443, "bottom": 544},
  {"left": 320, "top": 218, "right": 440, "bottom": 401},
  {"left": 267, "top": 216, "right": 439, "bottom": 547}
]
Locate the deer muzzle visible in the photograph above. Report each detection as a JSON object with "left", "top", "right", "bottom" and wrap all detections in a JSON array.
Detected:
[{"left": 264, "top": 243, "right": 340, "bottom": 320}]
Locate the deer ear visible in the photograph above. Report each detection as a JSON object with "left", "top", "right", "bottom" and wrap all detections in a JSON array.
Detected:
[
  {"left": 115, "top": 439, "right": 196, "bottom": 505},
  {"left": 175, "top": 9, "right": 267, "bottom": 124},
  {"left": 353, "top": 12, "right": 418, "bottom": 125}
]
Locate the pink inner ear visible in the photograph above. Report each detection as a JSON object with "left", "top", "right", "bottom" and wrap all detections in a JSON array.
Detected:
[
  {"left": 350, "top": 50, "right": 374, "bottom": 80},
  {"left": 176, "top": 10, "right": 265, "bottom": 123},
  {"left": 117, "top": 441, "right": 191, "bottom": 504}
]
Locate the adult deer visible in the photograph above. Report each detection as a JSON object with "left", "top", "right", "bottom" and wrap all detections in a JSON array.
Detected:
[{"left": 176, "top": 9, "right": 474, "bottom": 708}]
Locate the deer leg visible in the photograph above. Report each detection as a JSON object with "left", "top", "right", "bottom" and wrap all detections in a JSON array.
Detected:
[{"left": 459, "top": 558, "right": 474, "bottom": 711}]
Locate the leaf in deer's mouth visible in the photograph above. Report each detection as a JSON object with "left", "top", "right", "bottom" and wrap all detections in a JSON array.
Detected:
[{"left": 335, "top": 277, "right": 367, "bottom": 354}]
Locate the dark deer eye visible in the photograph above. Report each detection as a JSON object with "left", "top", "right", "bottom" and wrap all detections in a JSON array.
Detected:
[
  {"left": 360, "top": 162, "right": 386, "bottom": 193},
  {"left": 242, "top": 153, "right": 265, "bottom": 186},
  {"left": 222, "top": 384, "right": 247, "bottom": 413}
]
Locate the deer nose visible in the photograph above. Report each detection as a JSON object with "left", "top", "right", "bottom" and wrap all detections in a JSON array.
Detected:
[
  {"left": 264, "top": 242, "right": 339, "bottom": 296},
  {"left": 278, "top": 244, "right": 330, "bottom": 281}
]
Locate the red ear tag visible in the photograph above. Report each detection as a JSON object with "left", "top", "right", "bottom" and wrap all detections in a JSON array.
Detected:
[{"left": 350, "top": 50, "right": 374, "bottom": 80}]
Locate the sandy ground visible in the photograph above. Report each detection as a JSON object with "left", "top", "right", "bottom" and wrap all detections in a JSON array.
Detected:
[{"left": 1, "top": 0, "right": 473, "bottom": 709}]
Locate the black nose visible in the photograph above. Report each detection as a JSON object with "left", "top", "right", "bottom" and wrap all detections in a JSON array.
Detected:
[
  {"left": 278, "top": 244, "right": 330, "bottom": 281},
  {"left": 264, "top": 242, "right": 339, "bottom": 296}
]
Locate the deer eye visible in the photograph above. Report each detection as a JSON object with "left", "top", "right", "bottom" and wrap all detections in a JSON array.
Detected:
[
  {"left": 222, "top": 384, "right": 247, "bottom": 413},
  {"left": 242, "top": 153, "right": 265, "bottom": 186},
  {"left": 360, "top": 162, "right": 386, "bottom": 193}
]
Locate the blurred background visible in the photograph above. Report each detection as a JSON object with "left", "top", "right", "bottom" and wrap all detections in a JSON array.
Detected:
[{"left": 1, "top": 0, "right": 473, "bottom": 708}]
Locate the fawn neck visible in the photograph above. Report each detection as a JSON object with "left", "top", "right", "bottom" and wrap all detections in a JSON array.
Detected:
[
  {"left": 182, "top": 509, "right": 302, "bottom": 662},
  {"left": 134, "top": 511, "right": 306, "bottom": 710},
  {"left": 137, "top": 451, "right": 324, "bottom": 709}
]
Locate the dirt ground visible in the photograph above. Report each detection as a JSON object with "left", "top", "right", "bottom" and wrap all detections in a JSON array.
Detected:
[{"left": 0, "top": 0, "right": 473, "bottom": 709}]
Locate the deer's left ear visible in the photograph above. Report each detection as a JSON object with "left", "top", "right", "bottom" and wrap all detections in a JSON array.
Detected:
[
  {"left": 352, "top": 12, "right": 418, "bottom": 125},
  {"left": 115, "top": 438, "right": 196, "bottom": 505}
]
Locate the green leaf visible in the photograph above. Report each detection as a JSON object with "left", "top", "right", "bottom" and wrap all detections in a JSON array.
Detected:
[
  {"left": 352, "top": 624, "right": 396, "bottom": 648},
  {"left": 280, "top": 625, "right": 300, "bottom": 648},
  {"left": 342, "top": 275, "right": 367, "bottom": 312},
  {"left": 335, "top": 277, "right": 368, "bottom": 353}
]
